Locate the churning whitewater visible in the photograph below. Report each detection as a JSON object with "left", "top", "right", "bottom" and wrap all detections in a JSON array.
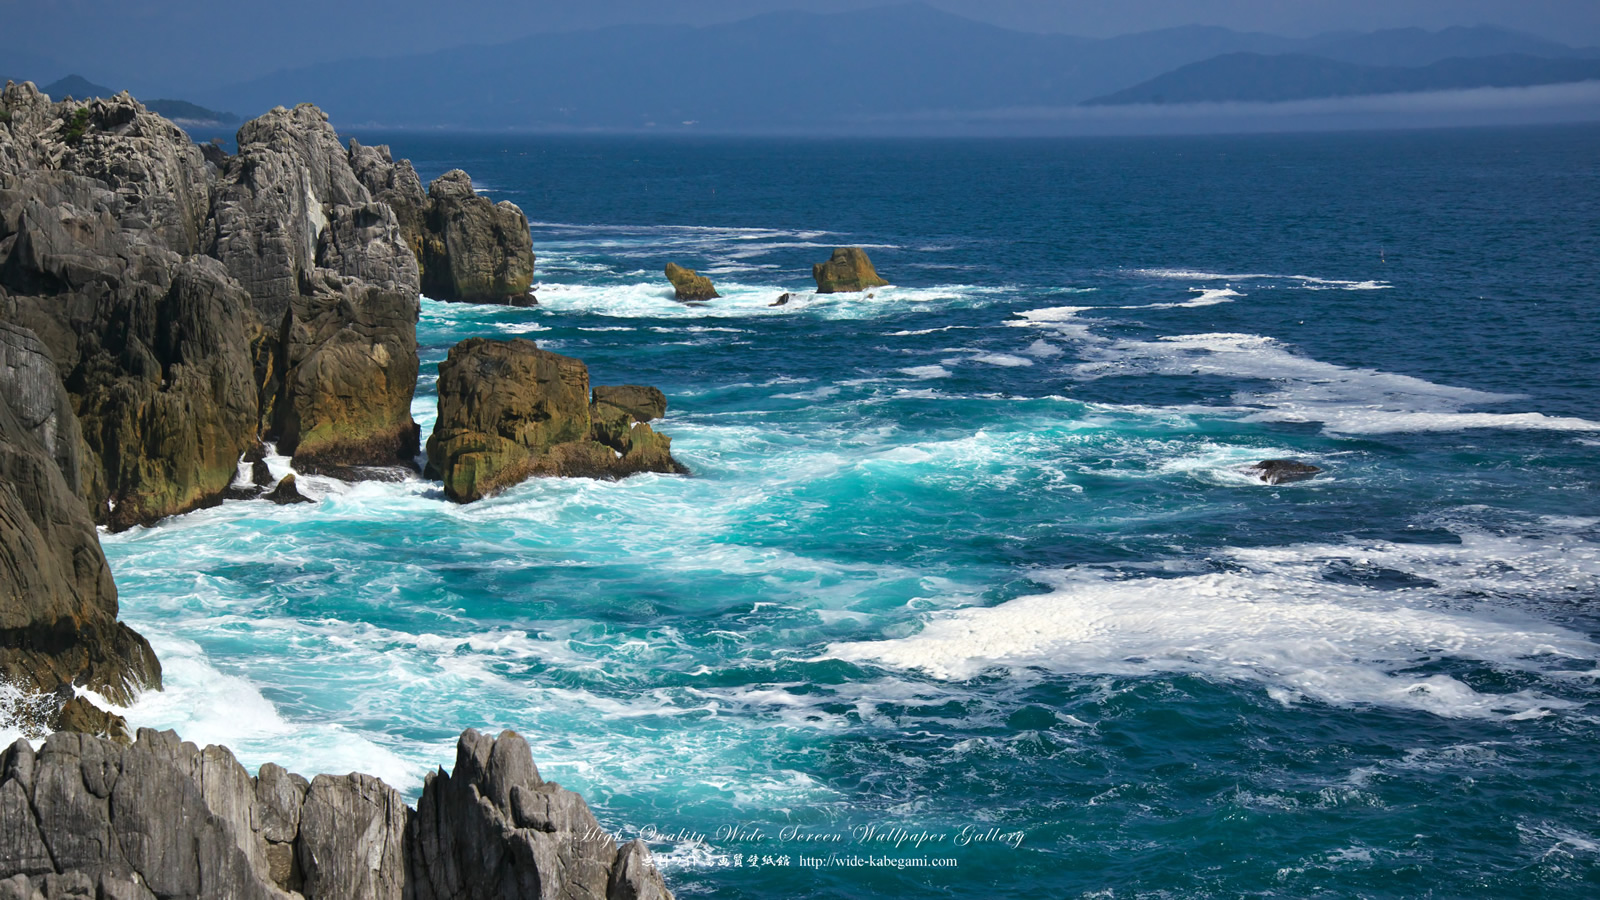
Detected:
[{"left": 85, "top": 131, "right": 1600, "bottom": 898}]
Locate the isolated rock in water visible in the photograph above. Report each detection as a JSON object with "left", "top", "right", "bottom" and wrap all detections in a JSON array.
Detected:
[
  {"left": 0, "top": 727, "right": 673, "bottom": 900},
  {"left": 0, "top": 321, "right": 160, "bottom": 708},
  {"left": 771, "top": 292, "right": 792, "bottom": 306},
  {"left": 1250, "top": 459, "right": 1322, "bottom": 484},
  {"left": 418, "top": 170, "right": 536, "bottom": 304},
  {"left": 664, "top": 262, "right": 719, "bottom": 301},
  {"left": 425, "top": 338, "right": 685, "bottom": 503},
  {"left": 264, "top": 473, "right": 312, "bottom": 505},
  {"left": 812, "top": 247, "right": 889, "bottom": 293}
]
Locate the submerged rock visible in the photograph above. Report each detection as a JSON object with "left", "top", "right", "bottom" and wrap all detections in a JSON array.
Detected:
[
  {"left": 665, "top": 262, "right": 719, "bottom": 301},
  {"left": 1250, "top": 459, "right": 1322, "bottom": 484},
  {"left": 425, "top": 338, "right": 685, "bottom": 503},
  {"left": 0, "top": 726, "right": 672, "bottom": 899},
  {"left": 812, "top": 247, "right": 889, "bottom": 293}
]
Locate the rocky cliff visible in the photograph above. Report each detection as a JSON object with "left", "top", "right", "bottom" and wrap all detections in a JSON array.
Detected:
[
  {"left": 0, "top": 86, "right": 433, "bottom": 522},
  {"left": 0, "top": 321, "right": 160, "bottom": 724},
  {"left": 0, "top": 727, "right": 673, "bottom": 900},
  {"left": 425, "top": 338, "right": 685, "bottom": 503},
  {"left": 0, "top": 84, "right": 537, "bottom": 737}
]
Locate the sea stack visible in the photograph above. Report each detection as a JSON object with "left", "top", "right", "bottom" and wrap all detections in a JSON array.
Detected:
[
  {"left": 665, "top": 262, "right": 719, "bottom": 301},
  {"left": 424, "top": 338, "right": 685, "bottom": 503},
  {"left": 419, "top": 170, "right": 537, "bottom": 303},
  {"left": 812, "top": 247, "right": 889, "bottom": 293}
]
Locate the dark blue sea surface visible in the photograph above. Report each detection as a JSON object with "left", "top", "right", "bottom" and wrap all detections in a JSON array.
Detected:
[{"left": 96, "top": 126, "right": 1600, "bottom": 898}]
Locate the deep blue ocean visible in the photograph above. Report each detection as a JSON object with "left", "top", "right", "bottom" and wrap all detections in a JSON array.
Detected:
[{"left": 92, "top": 126, "right": 1600, "bottom": 897}]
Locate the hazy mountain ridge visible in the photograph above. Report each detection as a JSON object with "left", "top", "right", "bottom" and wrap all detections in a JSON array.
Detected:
[
  {"left": 1086, "top": 52, "right": 1600, "bottom": 105},
  {"left": 30, "top": 75, "right": 240, "bottom": 124},
  {"left": 10, "top": 3, "right": 1598, "bottom": 133}
]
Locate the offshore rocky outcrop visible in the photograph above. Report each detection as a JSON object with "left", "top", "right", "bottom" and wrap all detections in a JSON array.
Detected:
[
  {"left": 664, "top": 262, "right": 718, "bottom": 302},
  {"left": 0, "top": 321, "right": 160, "bottom": 718},
  {"left": 0, "top": 727, "right": 673, "bottom": 900},
  {"left": 812, "top": 246, "right": 889, "bottom": 294},
  {"left": 348, "top": 149, "right": 535, "bottom": 306},
  {"left": 425, "top": 338, "right": 685, "bottom": 503}
]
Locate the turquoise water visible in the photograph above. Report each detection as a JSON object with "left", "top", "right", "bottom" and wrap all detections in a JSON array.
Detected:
[{"left": 100, "top": 127, "right": 1600, "bottom": 897}]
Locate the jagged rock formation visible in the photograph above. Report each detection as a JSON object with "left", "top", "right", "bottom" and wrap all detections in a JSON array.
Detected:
[
  {"left": 0, "top": 320, "right": 160, "bottom": 711},
  {"left": 418, "top": 171, "right": 536, "bottom": 305},
  {"left": 812, "top": 247, "right": 889, "bottom": 294},
  {"left": 0, "top": 87, "right": 431, "bottom": 524},
  {"left": 425, "top": 338, "right": 685, "bottom": 503},
  {"left": 664, "top": 263, "right": 718, "bottom": 302},
  {"left": 0, "top": 727, "right": 673, "bottom": 900},
  {"left": 0, "top": 85, "right": 260, "bottom": 528},
  {"left": 347, "top": 151, "right": 535, "bottom": 306},
  {"left": 208, "top": 104, "right": 422, "bottom": 475}
]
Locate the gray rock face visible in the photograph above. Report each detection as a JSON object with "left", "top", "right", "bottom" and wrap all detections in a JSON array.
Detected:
[
  {"left": 206, "top": 104, "right": 421, "bottom": 474},
  {"left": 272, "top": 269, "right": 421, "bottom": 472},
  {"left": 0, "top": 321, "right": 159, "bottom": 708},
  {"left": 1, "top": 87, "right": 259, "bottom": 529},
  {"left": 420, "top": 170, "right": 535, "bottom": 304},
  {"left": 0, "top": 728, "right": 674, "bottom": 900},
  {"left": 1, "top": 88, "right": 431, "bottom": 524},
  {"left": 410, "top": 729, "right": 672, "bottom": 900}
]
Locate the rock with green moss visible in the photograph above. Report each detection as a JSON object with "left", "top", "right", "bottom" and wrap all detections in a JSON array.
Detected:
[
  {"left": 425, "top": 339, "right": 685, "bottom": 503},
  {"left": 271, "top": 270, "right": 420, "bottom": 473},
  {"left": 664, "top": 262, "right": 719, "bottom": 301},
  {"left": 811, "top": 247, "right": 889, "bottom": 293}
]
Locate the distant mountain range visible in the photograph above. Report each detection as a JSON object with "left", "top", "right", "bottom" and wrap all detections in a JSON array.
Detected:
[
  {"left": 22, "top": 75, "right": 240, "bottom": 124},
  {"left": 1086, "top": 53, "right": 1600, "bottom": 105},
  {"left": 8, "top": 3, "right": 1600, "bottom": 133},
  {"left": 188, "top": 4, "right": 1600, "bottom": 130}
]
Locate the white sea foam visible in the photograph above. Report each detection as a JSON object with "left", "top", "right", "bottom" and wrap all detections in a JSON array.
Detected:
[
  {"left": 1134, "top": 269, "right": 1392, "bottom": 290},
  {"left": 1074, "top": 332, "right": 1600, "bottom": 435},
  {"left": 1151, "top": 288, "right": 1243, "bottom": 308},
  {"left": 113, "top": 634, "right": 431, "bottom": 791},
  {"left": 897, "top": 365, "right": 952, "bottom": 379},
  {"left": 827, "top": 529, "right": 1600, "bottom": 718},
  {"left": 531, "top": 279, "right": 1000, "bottom": 321},
  {"left": 969, "top": 353, "right": 1035, "bottom": 367}
]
